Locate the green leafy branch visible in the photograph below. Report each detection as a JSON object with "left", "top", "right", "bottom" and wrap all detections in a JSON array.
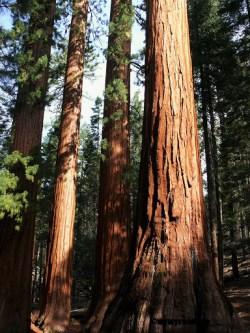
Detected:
[{"left": 0, "top": 151, "right": 38, "bottom": 228}]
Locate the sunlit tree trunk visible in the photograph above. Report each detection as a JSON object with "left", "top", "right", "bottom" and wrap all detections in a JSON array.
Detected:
[
  {"left": 99, "top": 1, "right": 237, "bottom": 332},
  {"left": 85, "top": 0, "right": 132, "bottom": 331},
  {"left": 0, "top": 2, "right": 56, "bottom": 332},
  {"left": 38, "top": 0, "right": 89, "bottom": 331}
]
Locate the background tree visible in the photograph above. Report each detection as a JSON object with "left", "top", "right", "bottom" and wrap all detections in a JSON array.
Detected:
[
  {"left": 130, "top": 92, "right": 144, "bottom": 220},
  {"left": 218, "top": 0, "right": 250, "bottom": 279},
  {"left": 188, "top": 0, "right": 225, "bottom": 284},
  {"left": 72, "top": 98, "right": 102, "bottom": 307},
  {"left": 189, "top": 0, "right": 250, "bottom": 282},
  {"left": 32, "top": 118, "right": 60, "bottom": 305}
]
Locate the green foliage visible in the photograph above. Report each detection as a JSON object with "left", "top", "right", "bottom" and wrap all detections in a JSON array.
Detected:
[
  {"left": 72, "top": 97, "right": 102, "bottom": 306},
  {"left": 0, "top": 151, "right": 38, "bottom": 226},
  {"left": 4, "top": 151, "right": 38, "bottom": 181},
  {"left": 107, "top": 2, "right": 134, "bottom": 64},
  {"left": 105, "top": 78, "right": 128, "bottom": 103},
  {"left": 129, "top": 92, "right": 144, "bottom": 217}
]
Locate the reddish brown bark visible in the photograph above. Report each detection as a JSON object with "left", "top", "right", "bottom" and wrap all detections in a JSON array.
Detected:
[
  {"left": 98, "top": 1, "right": 237, "bottom": 332},
  {"left": 0, "top": 2, "right": 56, "bottom": 332},
  {"left": 85, "top": 0, "right": 131, "bottom": 331},
  {"left": 38, "top": 1, "right": 89, "bottom": 331}
]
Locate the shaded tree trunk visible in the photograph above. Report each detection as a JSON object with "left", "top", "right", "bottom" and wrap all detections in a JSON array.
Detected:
[
  {"left": 231, "top": 249, "right": 240, "bottom": 280},
  {"left": 85, "top": 0, "right": 132, "bottom": 331},
  {"left": 0, "top": 2, "right": 56, "bottom": 332},
  {"left": 230, "top": 226, "right": 240, "bottom": 281},
  {"left": 38, "top": 0, "right": 89, "bottom": 331},
  {"left": 97, "top": 1, "right": 237, "bottom": 332},
  {"left": 208, "top": 97, "right": 224, "bottom": 285},
  {"left": 200, "top": 65, "right": 223, "bottom": 284},
  {"left": 32, "top": 239, "right": 39, "bottom": 304},
  {"left": 39, "top": 242, "right": 45, "bottom": 301},
  {"left": 240, "top": 213, "right": 246, "bottom": 261}
]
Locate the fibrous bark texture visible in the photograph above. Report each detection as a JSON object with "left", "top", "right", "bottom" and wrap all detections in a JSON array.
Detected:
[
  {"left": 85, "top": 0, "right": 131, "bottom": 331},
  {"left": 98, "top": 1, "right": 237, "bottom": 332},
  {"left": 38, "top": 1, "right": 89, "bottom": 332},
  {"left": 0, "top": 2, "right": 56, "bottom": 332}
]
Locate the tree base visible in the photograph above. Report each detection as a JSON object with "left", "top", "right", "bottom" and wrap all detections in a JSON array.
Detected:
[
  {"left": 83, "top": 293, "right": 117, "bottom": 333},
  {"left": 94, "top": 237, "right": 241, "bottom": 333}
]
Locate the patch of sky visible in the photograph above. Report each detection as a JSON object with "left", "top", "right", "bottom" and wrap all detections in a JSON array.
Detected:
[{"left": 0, "top": 6, "right": 13, "bottom": 30}]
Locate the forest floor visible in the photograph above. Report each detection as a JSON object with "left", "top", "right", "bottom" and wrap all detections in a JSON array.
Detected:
[
  {"left": 34, "top": 253, "right": 250, "bottom": 332},
  {"left": 224, "top": 251, "right": 250, "bottom": 332},
  {"left": 68, "top": 279, "right": 250, "bottom": 332},
  {"left": 225, "top": 276, "right": 250, "bottom": 331}
]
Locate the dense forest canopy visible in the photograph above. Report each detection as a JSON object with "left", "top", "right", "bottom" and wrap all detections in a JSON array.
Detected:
[{"left": 0, "top": 0, "right": 249, "bottom": 332}]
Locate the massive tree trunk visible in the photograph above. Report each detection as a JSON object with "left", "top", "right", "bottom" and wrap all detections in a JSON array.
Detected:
[
  {"left": 0, "top": 2, "right": 56, "bottom": 332},
  {"left": 85, "top": 0, "right": 132, "bottom": 331},
  {"left": 38, "top": 0, "right": 89, "bottom": 331},
  {"left": 97, "top": 1, "right": 237, "bottom": 332}
]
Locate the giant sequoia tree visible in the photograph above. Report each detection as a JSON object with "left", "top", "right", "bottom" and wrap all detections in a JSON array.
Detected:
[
  {"left": 0, "top": 1, "right": 56, "bottom": 332},
  {"left": 95, "top": 0, "right": 237, "bottom": 332},
  {"left": 38, "top": 0, "right": 89, "bottom": 331},
  {"left": 85, "top": 0, "right": 132, "bottom": 330}
]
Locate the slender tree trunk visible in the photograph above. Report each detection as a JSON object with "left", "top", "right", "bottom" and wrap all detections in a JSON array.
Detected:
[
  {"left": 208, "top": 100, "right": 224, "bottom": 285},
  {"left": 39, "top": 243, "right": 44, "bottom": 301},
  {"left": 0, "top": 2, "right": 56, "bottom": 332},
  {"left": 85, "top": 0, "right": 132, "bottom": 331},
  {"left": 230, "top": 227, "right": 240, "bottom": 281},
  {"left": 32, "top": 239, "right": 39, "bottom": 303},
  {"left": 200, "top": 65, "right": 220, "bottom": 283},
  {"left": 199, "top": 64, "right": 224, "bottom": 284},
  {"left": 38, "top": 1, "right": 88, "bottom": 331},
  {"left": 240, "top": 213, "right": 246, "bottom": 260},
  {"left": 98, "top": 1, "right": 237, "bottom": 332}
]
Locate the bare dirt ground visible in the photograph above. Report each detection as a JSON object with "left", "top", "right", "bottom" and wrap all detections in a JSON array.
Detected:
[
  {"left": 224, "top": 252, "right": 250, "bottom": 333},
  {"left": 225, "top": 276, "right": 250, "bottom": 332}
]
